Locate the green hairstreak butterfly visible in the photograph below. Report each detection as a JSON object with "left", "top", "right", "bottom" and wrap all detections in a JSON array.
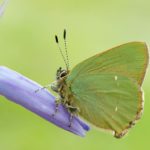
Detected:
[{"left": 39, "top": 30, "right": 149, "bottom": 138}]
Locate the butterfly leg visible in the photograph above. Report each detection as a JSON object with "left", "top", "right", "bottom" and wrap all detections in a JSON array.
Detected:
[
  {"left": 69, "top": 113, "right": 74, "bottom": 128},
  {"left": 51, "top": 96, "right": 61, "bottom": 117},
  {"left": 35, "top": 84, "right": 51, "bottom": 93},
  {"left": 66, "top": 104, "right": 79, "bottom": 127}
]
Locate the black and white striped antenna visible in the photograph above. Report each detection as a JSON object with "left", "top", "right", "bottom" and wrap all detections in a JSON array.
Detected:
[
  {"left": 55, "top": 29, "right": 70, "bottom": 71},
  {"left": 63, "top": 29, "right": 69, "bottom": 70},
  {"left": 55, "top": 34, "right": 69, "bottom": 70}
]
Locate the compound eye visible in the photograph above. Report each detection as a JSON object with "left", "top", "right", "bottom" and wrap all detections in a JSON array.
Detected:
[{"left": 60, "top": 71, "right": 67, "bottom": 77}]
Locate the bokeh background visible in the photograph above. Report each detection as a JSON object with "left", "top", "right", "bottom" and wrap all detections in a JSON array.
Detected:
[{"left": 0, "top": 0, "right": 150, "bottom": 150}]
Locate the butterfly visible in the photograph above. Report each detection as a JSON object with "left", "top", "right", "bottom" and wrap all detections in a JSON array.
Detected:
[{"left": 38, "top": 30, "right": 149, "bottom": 138}]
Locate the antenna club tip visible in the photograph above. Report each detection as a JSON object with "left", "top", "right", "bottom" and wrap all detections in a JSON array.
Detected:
[
  {"left": 63, "top": 29, "right": 66, "bottom": 39},
  {"left": 55, "top": 35, "right": 59, "bottom": 43}
]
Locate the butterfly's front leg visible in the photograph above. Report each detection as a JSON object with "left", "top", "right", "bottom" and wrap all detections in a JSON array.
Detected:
[{"left": 51, "top": 96, "right": 62, "bottom": 117}]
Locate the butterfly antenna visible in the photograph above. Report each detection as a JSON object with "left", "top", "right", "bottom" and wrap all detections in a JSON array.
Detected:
[
  {"left": 55, "top": 35, "right": 68, "bottom": 70},
  {"left": 63, "top": 29, "right": 69, "bottom": 70}
]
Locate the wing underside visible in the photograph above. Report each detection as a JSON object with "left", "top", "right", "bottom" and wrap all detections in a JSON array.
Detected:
[{"left": 66, "top": 42, "right": 149, "bottom": 138}]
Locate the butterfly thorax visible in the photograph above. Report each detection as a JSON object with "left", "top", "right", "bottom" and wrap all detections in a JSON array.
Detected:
[{"left": 51, "top": 67, "right": 79, "bottom": 115}]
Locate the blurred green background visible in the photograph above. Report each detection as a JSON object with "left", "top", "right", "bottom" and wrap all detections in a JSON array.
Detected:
[{"left": 0, "top": 0, "right": 150, "bottom": 150}]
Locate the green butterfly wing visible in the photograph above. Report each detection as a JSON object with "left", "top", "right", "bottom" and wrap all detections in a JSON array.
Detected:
[{"left": 66, "top": 42, "right": 149, "bottom": 138}]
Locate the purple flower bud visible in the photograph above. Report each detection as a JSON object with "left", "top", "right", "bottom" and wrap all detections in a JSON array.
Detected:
[{"left": 0, "top": 66, "right": 90, "bottom": 136}]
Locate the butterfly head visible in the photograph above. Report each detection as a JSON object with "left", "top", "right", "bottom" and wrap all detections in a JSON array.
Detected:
[
  {"left": 56, "top": 67, "right": 68, "bottom": 80},
  {"left": 51, "top": 67, "right": 68, "bottom": 93}
]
